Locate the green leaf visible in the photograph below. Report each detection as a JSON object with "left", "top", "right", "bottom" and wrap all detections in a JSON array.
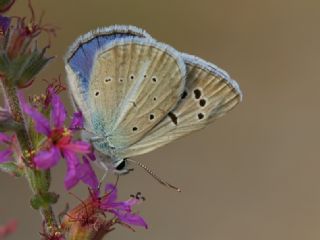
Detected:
[
  {"left": 30, "top": 192, "right": 59, "bottom": 210},
  {"left": 0, "top": 45, "right": 53, "bottom": 88},
  {"left": 15, "top": 47, "right": 53, "bottom": 88},
  {"left": 29, "top": 170, "right": 51, "bottom": 192},
  {"left": 0, "top": 162, "right": 24, "bottom": 177}
]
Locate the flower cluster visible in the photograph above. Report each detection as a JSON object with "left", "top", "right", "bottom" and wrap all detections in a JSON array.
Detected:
[
  {"left": 61, "top": 181, "right": 147, "bottom": 239},
  {"left": 21, "top": 90, "right": 97, "bottom": 190},
  {"left": 0, "top": 1, "right": 149, "bottom": 239},
  {"left": 0, "top": 0, "right": 55, "bottom": 88}
]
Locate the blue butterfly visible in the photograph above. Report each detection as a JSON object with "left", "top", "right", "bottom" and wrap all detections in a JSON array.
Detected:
[{"left": 65, "top": 25, "right": 242, "bottom": 189}]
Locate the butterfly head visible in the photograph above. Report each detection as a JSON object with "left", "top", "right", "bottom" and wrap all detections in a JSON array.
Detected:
[{"left": 113, "top": 158, "right": 132, "bottom": 175}]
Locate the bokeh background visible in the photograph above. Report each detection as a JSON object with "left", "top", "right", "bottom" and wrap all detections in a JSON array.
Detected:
[{"left": 1, "top": 0, "right": 320, "bottom": 239}]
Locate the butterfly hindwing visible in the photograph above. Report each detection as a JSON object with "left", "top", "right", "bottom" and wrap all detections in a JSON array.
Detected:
[
  {"left": 118, "top": 53, "right": 242, "bottom": 158},
  {"left": 88, "top": 38, "right": 186, "bottom": 151}
]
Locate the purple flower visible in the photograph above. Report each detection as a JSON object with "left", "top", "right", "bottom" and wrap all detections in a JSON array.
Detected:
[
  {"left": 74, "top": 156, "right": 99, "bottom": 191},
  {"left": 61, "top": 182, "right": 147, "bottom": 239},
  {"left": 21, "top": 92, "right": 96, "bottom": 190},
  {"left": 0, "top": 15, "right": 10, "bottom": 34},
  {"left": 98, "top": 184, "right": 148, "bottom": 229},
  {"left": 0, "top": 133, "right": 15, "bottom": 163}
]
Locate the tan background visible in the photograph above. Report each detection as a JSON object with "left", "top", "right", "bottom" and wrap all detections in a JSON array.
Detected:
[{"left": 1, "top": 0, "right": 320, "bottom": 239}]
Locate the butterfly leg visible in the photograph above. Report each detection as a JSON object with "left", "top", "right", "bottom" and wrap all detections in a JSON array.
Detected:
[{"left": 89, "top": 136, "right": 105, "bottom": 143}]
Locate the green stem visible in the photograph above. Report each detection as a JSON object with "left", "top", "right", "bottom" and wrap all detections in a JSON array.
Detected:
[{"left": 1, "top": 80, "right": 59, "bottom": 234}]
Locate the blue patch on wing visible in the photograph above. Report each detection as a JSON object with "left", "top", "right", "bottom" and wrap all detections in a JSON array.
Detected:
[{"left": 68, "top": 34, "right": 134, "bottom": 99}]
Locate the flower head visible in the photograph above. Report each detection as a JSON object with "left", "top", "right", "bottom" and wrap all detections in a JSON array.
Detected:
[
  {"left": 99, "top": 184, "right": 148, "bottom": 229},
  {"left": 29, "top": 77, "right": 66, "bottom": 111},
  {"left": 21, "top": 91, "right": 96, "bottom": 190},
  {"left": 61, "top": 182, "right": 147, "bottom": 239},
  {"left": 0, "top": 0, "right": 55, "bottom": 88},
  {"left": 62, "top": 182, "right": 148, "bottom": 229}
]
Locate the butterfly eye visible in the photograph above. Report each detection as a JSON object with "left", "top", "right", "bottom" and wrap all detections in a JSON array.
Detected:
[
  {"left": 152, "top": 76, "right": 157, "bottom": 82},
  {"left": 153, "top": 97, "right": 157, "bottom": 101},
  {"left": 115, "top": 159, "right": 126, "bottom": 171},
  {"left": 132, "top": 127, "right": 138, "bottom": 132}
]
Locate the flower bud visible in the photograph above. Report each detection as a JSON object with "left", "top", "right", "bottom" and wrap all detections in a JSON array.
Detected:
[
  {"left": 0, "top": 0, "right": 15, "bottom": 13},
  {"left": 0, "top": 107, "right": 22, "bottom": 131},
  {"left": 0, "top": 3, "right": 55, "bottom": 88}
]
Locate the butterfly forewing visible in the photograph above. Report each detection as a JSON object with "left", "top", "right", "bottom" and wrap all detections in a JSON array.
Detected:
[
  {"left": 118, "top": 53, "right": 242, "bottom": 158},
  {"left": 65, "top": 25, "right": 152, "bottom": 129},
  {"left": 89, "top": 38, "right": 186, "bottom": 150}
]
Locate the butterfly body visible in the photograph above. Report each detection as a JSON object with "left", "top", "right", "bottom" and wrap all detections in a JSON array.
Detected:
[{"left": 65, "top": 25, "right": 242, "bottom": 174}]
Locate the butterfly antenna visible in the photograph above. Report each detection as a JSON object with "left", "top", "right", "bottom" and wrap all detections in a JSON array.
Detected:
[{"left": 127, "top": 159, "right": 181, "bottom": 192}]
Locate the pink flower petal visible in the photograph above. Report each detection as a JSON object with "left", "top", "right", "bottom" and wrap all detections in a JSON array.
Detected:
[
  {"left": 70, "top": 111, "right": 84, "bottom": 130},
  {"left": 96, "top": 183, "right": 148, "bottom": 229},
  {"left": 51, "top": 93, "right": 67, "bottom": 128},
  {"left": 0, "top": 149, "right": 13, "bottom": 163},
  {"left": 0, "top": 133, "right": 11, "bottom": 142},
  {"left": 63, "top": 150, "right": 81, "bottom": 190},
  {"left": 104, "top": 184, "right": 118, "bottom": 203},
  {"left": 20, "top": 94, "right": 50, "bottom": 136},
  {"left": 111, "top": 210, "right": 148, "bottom": 229},
  {"left": 87, "top": 151, "right": 96, "bottom": 161},
  {"left": 62, "top": 141, "right": 91, "bottom": 153},
  {"left": 77, "top": 156, "right": 99, "bottom": 191},
  {"left": 34, "top": 147, "right": 60, "bottom": 169},
  {"left": 0, "top": 16, "right": 11, "bottom": 33}
]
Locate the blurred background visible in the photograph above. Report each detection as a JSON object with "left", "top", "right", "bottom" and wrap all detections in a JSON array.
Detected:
[{"left": 1, "top": 0, "right": 320, "bottom": 239}]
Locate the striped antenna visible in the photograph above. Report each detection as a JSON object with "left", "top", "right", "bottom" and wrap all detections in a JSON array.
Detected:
[{"left": 127, "top": 159, "right": 181, "bottom": 192}]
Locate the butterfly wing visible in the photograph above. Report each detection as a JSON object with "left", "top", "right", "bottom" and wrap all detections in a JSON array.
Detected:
[
  {"left": 65, "top": 25, "right": 152, "bottom": 123},
  {"left": 118, "top": 53, "right": 242, "bottom": 158},
  {"left": 87, "top": 38, "right": 186, "bottom": 152},
  {"left": 66, "top": 29, "right": 186, "bottom": 156}
]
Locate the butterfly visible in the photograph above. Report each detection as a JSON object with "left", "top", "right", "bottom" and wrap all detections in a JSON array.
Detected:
[{"left": 65, "top": 25, "right": 242, "bottom": 189}]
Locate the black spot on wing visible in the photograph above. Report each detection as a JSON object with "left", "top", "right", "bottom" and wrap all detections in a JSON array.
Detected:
[
  {"left": 199, "top": 99, "right": 206, "bottom": 107},
  {"left": 194, "top": 89, "right": 201, "bottom": 99},
  {"left": 197, "top": 113, "right": 204, "bottom": 120},
  {"left": 181, "top": 91, "right": 188, "bottom": 99},
  {"left": 168, "top": 112, "right": 178, "bottom": 125}
]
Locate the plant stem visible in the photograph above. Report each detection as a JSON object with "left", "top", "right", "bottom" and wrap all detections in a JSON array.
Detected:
[{"left": 1, "top": 80, "right": 59, "bottom": 234}]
